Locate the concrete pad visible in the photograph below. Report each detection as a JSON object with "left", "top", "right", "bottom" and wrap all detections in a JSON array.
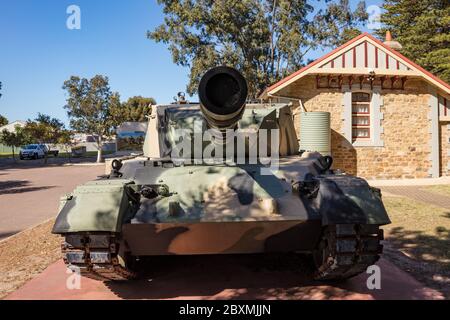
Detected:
[{"left": 5, "top": 257, "right": 444, "bottom": 300}]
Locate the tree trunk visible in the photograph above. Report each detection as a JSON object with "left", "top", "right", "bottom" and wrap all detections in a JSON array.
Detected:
[
  {"left": 96, "top": 137, "right": 104, "bottom": 163},
  {"left": 12, "top": 146, "right": 15, "bottom": 163}
]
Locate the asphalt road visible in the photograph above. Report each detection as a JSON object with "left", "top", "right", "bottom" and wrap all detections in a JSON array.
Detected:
[{"left": 0, "top": 162, "right": 104, "bottom": 240}]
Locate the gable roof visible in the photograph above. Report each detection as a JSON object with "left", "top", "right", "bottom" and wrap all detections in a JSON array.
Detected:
[
  {"left": 0, "top": 120, "right": 26, "bottom": 133},
  {"left": 264, "top": 32, "right": 450, "bottom": 97}
]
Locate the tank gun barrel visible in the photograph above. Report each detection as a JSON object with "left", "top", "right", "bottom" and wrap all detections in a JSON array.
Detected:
[{"left": 198, "top": 66, "right": 248, "bottom": 130}]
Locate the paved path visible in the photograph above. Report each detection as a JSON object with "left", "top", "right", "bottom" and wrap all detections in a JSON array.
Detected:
[
  {"left": 368, "top": 176, "right": 450, "bottom": 186},
  {"left": 380, "top": 186, "right": 450, "bottom": 209},
  {"left": 5, "top": 257, "right": 444, "bottom": 300},
  {"left": 0, "top": 164, "right": 104, "bottom": 240}
]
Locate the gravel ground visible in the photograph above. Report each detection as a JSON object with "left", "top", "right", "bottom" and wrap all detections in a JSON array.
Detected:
[{"left": 0, "top": 219, "right": 61, "bottom": 299}]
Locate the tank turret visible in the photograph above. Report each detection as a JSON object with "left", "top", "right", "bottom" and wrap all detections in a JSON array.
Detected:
[{"left": 198, "top": 66, "right": 248, "bottom": 130}]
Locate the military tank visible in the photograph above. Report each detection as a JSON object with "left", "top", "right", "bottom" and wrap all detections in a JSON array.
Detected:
[{"left": 53, "top": 66, "right": 390, "bottom": 281}]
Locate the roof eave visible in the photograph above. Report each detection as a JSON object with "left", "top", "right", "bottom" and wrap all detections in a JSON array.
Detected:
[{"left": 265, "top": 32, "right": 450, "bottom": 97}]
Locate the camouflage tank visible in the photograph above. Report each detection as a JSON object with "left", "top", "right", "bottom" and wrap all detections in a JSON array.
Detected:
[{"left": 53, "top": 66, "right": 390, "bottom": 281}]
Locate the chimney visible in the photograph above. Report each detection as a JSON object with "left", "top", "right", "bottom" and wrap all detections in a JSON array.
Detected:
[{"left": 383, "top": 30, "right": 402, "bottom": 50}]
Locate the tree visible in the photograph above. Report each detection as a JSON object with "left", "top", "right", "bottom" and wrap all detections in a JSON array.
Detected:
[
  {"left": 110, "top": 96, "right": 156, "bottom": 127},
  {"left": 57, "top": 129, "right": 75, "bottom": 163},
  {"left": 24, "top": 113, "right": 65, "bottom": 144},
  {"left": 0, "top": 126, "right": 29, "bottom": 162},
  {"left": 376, "top": 0, "right": 450, "bottom": 83},
  {"left": 23, "top": 113, "right": 66, "bottom": 163},
  {"left": 0, "top": 114, "right": 7, "bottom": 127},
  {"left": 148, "top": 0, "right": 368, "bottom": 97},
  {"left": 62, "top": 75, "right": 120, "bottom": 163}
]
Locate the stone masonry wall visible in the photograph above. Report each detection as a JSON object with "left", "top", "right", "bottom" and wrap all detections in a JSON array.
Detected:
[
  {"left": 440, "top": 122, "right": 450, "bottom": 177},
  {"left": 277, "top": 76, "right": 433, "bottom": 179}
]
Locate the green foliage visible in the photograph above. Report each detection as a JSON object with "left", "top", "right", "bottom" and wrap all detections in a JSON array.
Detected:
[
  {"left": 110, "top": 96, "right": 156, "bottom": 126},
  {"left": 377, "top": 0, "right": 450, "bottom": 83},
  {"left": 62, "top": 75, "right": 120, "bottom": 138},
  {"left": 0, "top": 114, "right": 8, "bottom": 127},
  {"left": 57, "top": 129, "right": 75, "bottom": 161},
  {"left": 57, "top": 129, "right": 74, "bottom": 146},
  {"left": 62, "top": 75, "right": 120, "bottom": 162},
  {"left": 149, "top": 0, "right": 368, "bottom": 97},
  {"left": 21, "top": 114, "right": 67, "bottom": 163},
  {"left": 23, "top": 113, "right": 66, "bottom": 144},
  {"left": 0, "top": 126, "right": 29, "bottom": 160}
]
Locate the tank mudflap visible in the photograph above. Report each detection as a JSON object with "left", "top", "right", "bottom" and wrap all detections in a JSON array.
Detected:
[{"left": 313, "top": 224, "right": 384, "bottom": 280}]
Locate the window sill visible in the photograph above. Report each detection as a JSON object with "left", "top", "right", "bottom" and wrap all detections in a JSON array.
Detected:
[{"left": 352, "top": 140, "right": 384, "bottom": 147}]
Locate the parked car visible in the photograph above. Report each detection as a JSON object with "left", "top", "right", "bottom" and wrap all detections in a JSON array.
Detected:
[
  {"left": 41, "top": 144, "right": 59, "bottom": 157},
  {"left": 19, "top": 144, "right": 59, "bottom": 160},
  {"left": 19, "top": 144, "right": 45, "bottom": 160}
]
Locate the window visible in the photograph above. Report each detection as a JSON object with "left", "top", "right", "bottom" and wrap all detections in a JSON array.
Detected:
[
  {"left": 342, "top": 86, "right": 383, "bottom": 147},
  {"left": 352, "top": 92, "right": 371, "bottom": 140}
]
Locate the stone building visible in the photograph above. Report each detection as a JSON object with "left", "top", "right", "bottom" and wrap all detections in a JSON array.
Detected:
[{"left": 261, "top": 32, "right": 450, "bottom": 179}]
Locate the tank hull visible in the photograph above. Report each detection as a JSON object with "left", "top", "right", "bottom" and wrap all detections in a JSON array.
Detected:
[{"left": 122, "top": 220, "right": 322, "bottom": 256}]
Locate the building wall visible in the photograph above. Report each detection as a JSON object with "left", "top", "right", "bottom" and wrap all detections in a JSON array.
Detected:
[
  {"left": 440, "top": 122, "right": 450, "bottom": 176},
  {"left": 277, "top": 76, "right": 434, "bottom": 179}
]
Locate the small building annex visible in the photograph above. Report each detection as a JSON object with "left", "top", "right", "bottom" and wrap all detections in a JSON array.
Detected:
[{"left": 262, "top": 32, "right": 450, "bottom": 179}]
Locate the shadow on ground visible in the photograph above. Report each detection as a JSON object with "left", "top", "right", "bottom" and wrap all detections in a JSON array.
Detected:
[
  {"left": 104, "top": 253, "right": 404, "bottom": 300},
  {"left": 106, "top": 253, "right": 341, "bottom": 300},
  {"left": 0, "top": 230, "right": 21, "bottom": 240},
  {"left": 0, "top": 180, "right": 55, "bottom": 195},
  {"left": 385, "top": 224, "right": 450, "bottom": 299},
  {"left": 0, "top": 157, "right": 98, "bottom": 170}
]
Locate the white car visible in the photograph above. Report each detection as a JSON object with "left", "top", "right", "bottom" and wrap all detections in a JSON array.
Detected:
[{"left": 19, "top": 144, "right": 46, "bottom": 160}]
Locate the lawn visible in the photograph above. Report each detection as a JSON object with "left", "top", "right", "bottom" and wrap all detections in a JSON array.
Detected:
[
  {"left": 422, "top": 184, "right": 450, "bottom": 197},
  {"left": 56, "top": 151, "right": 114, "bottom": 158},
  {"left": 0, "top": 153, "right": 17, "bottom": 159},
  {"left": 0, "top": 151, "right": 113, "bottom": 159},
  {"left": 382, "top": 195, "right": 450, "bottom": 297}
]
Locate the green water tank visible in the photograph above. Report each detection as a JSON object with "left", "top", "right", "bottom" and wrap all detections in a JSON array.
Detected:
[{"left": 299, "top": 112, "right": 331, "bottom": 156}]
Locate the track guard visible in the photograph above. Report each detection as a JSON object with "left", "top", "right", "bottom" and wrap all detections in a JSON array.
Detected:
[
  {"left": 52, "top": 179, "right": 139, "bottom": 234},
  {"left": 314, "top": 175, "right": 390, "bottom": 226}
]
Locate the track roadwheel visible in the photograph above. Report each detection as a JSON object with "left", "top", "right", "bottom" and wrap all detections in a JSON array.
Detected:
[{"left": 313, "top": 224, "right": 383, "bottom": 281}]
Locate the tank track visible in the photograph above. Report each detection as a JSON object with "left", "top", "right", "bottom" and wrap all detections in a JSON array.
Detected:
[
  {"left": 313, "top": 224, "right": 384, "bottom": 280},
  {"left": 61, "top": 225, "right": 383, "bottom": 282},
  {"left": 62, "top": 233, "right": 137, "bottom": 281}
]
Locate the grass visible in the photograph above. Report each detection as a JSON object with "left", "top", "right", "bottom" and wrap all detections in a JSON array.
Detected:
[
  {"left": 422, "top": 185, "right": 450, "bottom": 197},
  {"left": 56, "top": 151, "right": 114, "bottom": 158},
  {"left": 0, "top": 151, "right": 114, "bottom": 159},
  {"left": 0, "top": 153, "right": 15, "bottom": 159},
  {"left": 382, "top": 195, "right": 450, "bottom": 297}
]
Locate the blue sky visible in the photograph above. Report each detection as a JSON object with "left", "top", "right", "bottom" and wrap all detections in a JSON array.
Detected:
[{"left": 0, "top": 0, "right": 382, "bottom": 125}]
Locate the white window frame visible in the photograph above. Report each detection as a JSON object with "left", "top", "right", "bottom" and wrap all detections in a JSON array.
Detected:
[
  {"left": 342, "top": 84, "right": 384, "bottom": 147},
  {"left": 351, "top": 92, "right": 372, "bottom": 141}
]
